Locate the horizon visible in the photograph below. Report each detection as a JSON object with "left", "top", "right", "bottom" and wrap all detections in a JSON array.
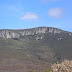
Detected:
[
  {"left": 0, "top": 26, "right": 72, "bottom": 32},
  {"left": 0, "top": 0, "right": 72, "bottom": 32}
]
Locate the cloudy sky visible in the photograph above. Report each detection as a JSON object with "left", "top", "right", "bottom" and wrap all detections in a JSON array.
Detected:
[{"left": 0, "top": 0, "right": 72, "bottom": 31}]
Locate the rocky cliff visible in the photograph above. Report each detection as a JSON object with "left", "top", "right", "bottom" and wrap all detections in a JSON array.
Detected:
[{"left": 0, "top": 27, "right": 71, "bottom": 38}]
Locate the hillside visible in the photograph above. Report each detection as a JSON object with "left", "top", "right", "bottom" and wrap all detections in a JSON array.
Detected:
[{"left": 0, "top": 27, "right": 72, "bottom": 72}]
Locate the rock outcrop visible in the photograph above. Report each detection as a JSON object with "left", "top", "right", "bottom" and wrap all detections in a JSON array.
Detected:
[{"left": 0, "top": 27, "right": 71, "bottom": 38}]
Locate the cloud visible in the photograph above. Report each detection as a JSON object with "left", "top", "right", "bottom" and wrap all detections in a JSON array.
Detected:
[
  {"left": 48, "top": 8, "right": 64, "bottom": 18},
  {"left": 21, "top": 12, "right": 39, "bottom": 20}
]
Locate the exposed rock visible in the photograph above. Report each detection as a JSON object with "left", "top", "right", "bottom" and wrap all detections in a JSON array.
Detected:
[
  {"left": 58, "top": 38, "right": 63, "bottom": 40},
  {"left": 69, "top": 33, "right": 72, "bottom": 36},
  {"left": 36, "top": 36, "right": 43, "bottom": 40},
  {"left": 0, "top": 27, "right": 70, "bottom": 39}
]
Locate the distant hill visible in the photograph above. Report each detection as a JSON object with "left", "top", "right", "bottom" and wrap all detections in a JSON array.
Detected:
[
  {"left": 0, "top": 27, "right": 72, "bottom": 72},
  {"left": 0, "top": 27, "right": 70, "bottom": 38}
]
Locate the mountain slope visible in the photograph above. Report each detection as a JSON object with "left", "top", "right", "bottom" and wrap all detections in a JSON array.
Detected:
[{"left": 0, "top": 27, "right": 72, "bottom": 72}]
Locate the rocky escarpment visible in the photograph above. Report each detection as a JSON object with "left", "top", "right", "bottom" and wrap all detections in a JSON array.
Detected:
[{"left": 0, "top": 27, "right": 71, "bottom": 38}]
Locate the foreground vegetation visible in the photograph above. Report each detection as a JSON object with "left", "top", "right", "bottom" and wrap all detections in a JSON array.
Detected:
[{"left": 51, "top": 60, "right": 72, "bottom": 72}]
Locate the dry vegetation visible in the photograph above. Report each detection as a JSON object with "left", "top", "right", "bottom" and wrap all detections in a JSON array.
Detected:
[
  {"left": 51, "top": 60, "right": 72, "bottom": 72},
  {"left": 0, "top": 58, "right": 51, "bottom": 72}
]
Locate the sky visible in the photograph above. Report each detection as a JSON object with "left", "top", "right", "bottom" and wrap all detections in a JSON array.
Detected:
[{"left": 0, "top": 0, "right": 72, "bottom": 32}]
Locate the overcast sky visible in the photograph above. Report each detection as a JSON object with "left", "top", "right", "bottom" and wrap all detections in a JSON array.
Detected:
[{"left": 0, "top": 0, "right": 72, "bottom": 32}]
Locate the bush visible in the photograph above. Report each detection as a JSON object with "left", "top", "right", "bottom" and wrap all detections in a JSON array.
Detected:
[{"left": 51, "top": 60, "right": 72, "bottom": 72}]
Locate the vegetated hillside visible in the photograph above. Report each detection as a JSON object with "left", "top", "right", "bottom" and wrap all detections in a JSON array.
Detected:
[{"left": 0, "top": 27, "right": 72, "bottom": 72}]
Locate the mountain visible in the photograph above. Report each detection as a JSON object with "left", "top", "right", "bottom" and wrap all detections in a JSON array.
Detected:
[
  {"left": 0, "top": 27, "right": 72, "bottom": 72},
  {"left": 0, "top": 27, "right": 69, "bottom": 38}
]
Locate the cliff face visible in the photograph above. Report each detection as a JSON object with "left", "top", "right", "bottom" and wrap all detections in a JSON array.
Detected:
[{"left": 0, "top": 27, "right": 70, "bottom": 38}]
